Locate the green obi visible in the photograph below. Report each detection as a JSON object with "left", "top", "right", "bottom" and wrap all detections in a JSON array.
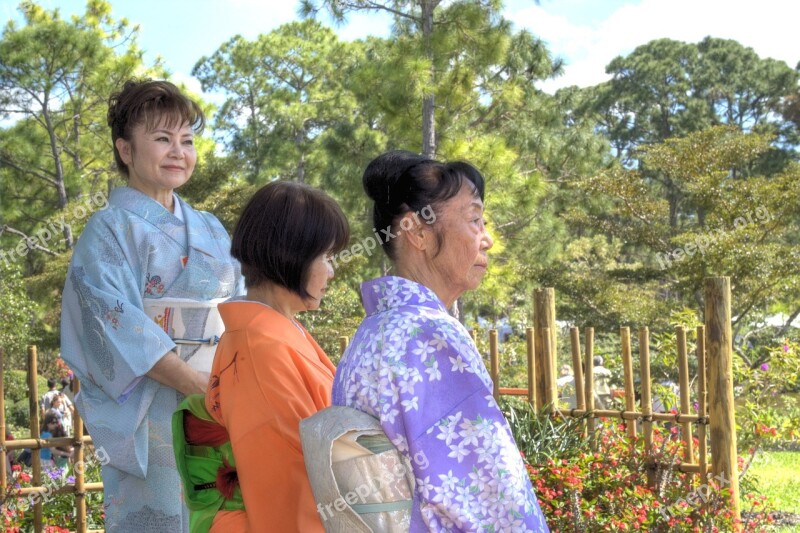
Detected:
[{"left": 172, "top": 394, "right": 244, "bottom": 533}]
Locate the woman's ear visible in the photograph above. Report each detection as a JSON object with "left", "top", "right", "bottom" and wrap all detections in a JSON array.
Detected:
[
  {"left": 397, "top": 211, "right": 430, "bottom": 252},
  {"left": 115, "top": 137, "right": 132, "bottom": 165}
]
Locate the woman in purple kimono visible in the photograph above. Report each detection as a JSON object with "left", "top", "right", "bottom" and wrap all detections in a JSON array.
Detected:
[
  {"left": 61, "top": 80, "right": 242, "bottom": 532},
  {"left": 333, "top": 151, "right": 549, "bottom": 532}
]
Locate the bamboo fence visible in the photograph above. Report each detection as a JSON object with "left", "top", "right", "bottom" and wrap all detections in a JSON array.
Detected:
[
  {"left": 0, "top": 346, "right": 102, "bottom": 533},
  {"left": 486, "top": 276, "right": 741, "bottom": 521}
]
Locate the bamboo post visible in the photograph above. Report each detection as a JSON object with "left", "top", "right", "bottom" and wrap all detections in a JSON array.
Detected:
[
  {"left": 0, "top": 347, "right": 6, "bottom": 493},
  {"left": 620, "top": 327, "right": 637, "bottom": 439},
  {"left": 489, "top": 330, "right": 499, "bottom": 402},
  {"left": 526, "top": 328, "right": 536, "bottom": 409},
  {"left": 73, "top": 378, "right": 87, "bottom": 532},
  {"left": 696, "top": 326, "right": 709, "bottom": 490},
  {"left": 570, "top": 327, "right": 586, "bottom": 412},
  {"left": 676, "top": 326, "right": 695, "bottom": 465},
  {"left": 533, "top": 289, "right": 557, "bottom": 411},
  {"left": 540, "top": 327, "right": 556, "bottom": 412},
  {"left": 570, "top": 327, "right": 586, "bottom": 436},
  {"left": 339, "top": 336, "right": 349, "bottom": 357},
  {"left": 584, "top": 328, "right": 596, "bottom": 442},
  {"left": 638, "top": 327, "right": 654, "bottom": 487},
  {"left": 28, "top": 346, "right": 43, "bottom": 532},
  {"left": 705, "top": 277, "right": 740, "bottom": 523}
]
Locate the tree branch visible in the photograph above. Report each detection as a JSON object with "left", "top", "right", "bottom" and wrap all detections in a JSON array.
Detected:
[{"left": 0, "top": 225, "right": 59, "bottom": 256}]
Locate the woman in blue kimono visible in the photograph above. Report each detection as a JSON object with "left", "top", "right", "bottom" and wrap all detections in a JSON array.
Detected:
[
  {"left": 60, "top": 79, "right": 242, "bottom": 532},
  {"left": 333, "top": 151, "right": 549, "bottom": 532}
]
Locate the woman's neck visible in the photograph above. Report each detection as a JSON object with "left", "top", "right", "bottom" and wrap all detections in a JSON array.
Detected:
[
  {"left": 245, "top": 283, "right": 302, "bottom": 321},
  {"left": 394, "top": 261, "right": 457, "bottom": 309}
]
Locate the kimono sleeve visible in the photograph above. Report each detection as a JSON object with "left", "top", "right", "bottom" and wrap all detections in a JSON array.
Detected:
[
  {"left": 388, "top": 322, "right": 548, "bottom": 532},
  {"left": 60, "top": 217, "right": 175, "bottom": 402}
]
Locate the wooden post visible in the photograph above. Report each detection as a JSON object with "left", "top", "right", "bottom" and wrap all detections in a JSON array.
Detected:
[
  {"left": 621, "top": 327, "right": 637, "bottom": 439},
  {"left": 696, "top": 326, "right": 709, "bottom": 491},
  {"left": 570, "top": 327, "right": 586, "bottom": 436},
  {"left": 584, "top": 328, "right": 596, "bottom": 442},
  {"left": 0, "top": 347, "right": 6, "bottom": 493},
  {"left": 28, "top": 345, "right": 43, "bottom": 532},
  {"left": 705, "top": 277, "right": 740, "bottom": 523},
  {"left": 490, "top": 329, "right": 500, "bottom": 402},
  {"left": 526, "top": 328, "right": 536, "bottom": 409},
  {"left": 638, "top": 327, "right": 654, "bottom": 487},
  {"left": 73, "top": 378, "right": 87, "bottom": 532},
  {"left": 570, "top": 327, "right": 585, "bottom": 412},
  {"left": 339, "top": 336, "right": 349, "bottom": 357},
  {"left": 540, "top": 327, "right": 556, "bottom": 411},
  {"left": 533, "top": 289, "right": 557, "bottom": 411},
  {"left": 676, "top": 326, "right": 694, "bottom": 465}
]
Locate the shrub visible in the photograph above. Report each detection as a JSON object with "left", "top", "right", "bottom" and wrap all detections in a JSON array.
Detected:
[{"left": 501, "top": 398, "right": 775, "bottom": 532}]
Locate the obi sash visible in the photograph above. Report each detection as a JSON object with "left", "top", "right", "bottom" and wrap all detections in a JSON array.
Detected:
[
  {"left": 144, "top": 297, "right": 227, "bottom": 373},
  {"left": 300, "top": 406, "right": 413, "bottom": 532}
]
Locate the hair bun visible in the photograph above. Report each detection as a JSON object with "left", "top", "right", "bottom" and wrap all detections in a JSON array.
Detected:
[{"left": 362, "top": 150, "right": 426, "bottom": 204}]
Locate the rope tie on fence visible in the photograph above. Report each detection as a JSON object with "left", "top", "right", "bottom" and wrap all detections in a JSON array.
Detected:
[{"left": 642, "top": 415, "right": 653, "bottom": 422}]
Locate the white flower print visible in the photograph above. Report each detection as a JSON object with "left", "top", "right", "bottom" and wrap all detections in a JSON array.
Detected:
[
  {"left": 424, "top": 358, "right": 442, "bottom": 381},
  {"left": 450, "top": 354, "right": 469, "bottom": 373},
  {"left": 448, "top": 441, "right": 470, "bottom": 463},
  {"left": 412, "top": 339, "right": 436, "bottom": 362},
  {"left": 401, "top": 396, "right": 419, "bottom": 412}
]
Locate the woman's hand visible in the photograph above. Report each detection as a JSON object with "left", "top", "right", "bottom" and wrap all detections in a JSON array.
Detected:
[{"left": 147, "top": 351, "right": 208, "bottom": 396}]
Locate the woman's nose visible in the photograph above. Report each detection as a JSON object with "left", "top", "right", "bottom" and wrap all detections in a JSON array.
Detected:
[{"left": 482, "top": 231, "right": 494, "bottom": 250}]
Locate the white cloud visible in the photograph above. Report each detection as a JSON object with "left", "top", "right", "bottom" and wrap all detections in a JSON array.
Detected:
[{"left": 508, "top": 0, "right": 800, "bottom": 93}]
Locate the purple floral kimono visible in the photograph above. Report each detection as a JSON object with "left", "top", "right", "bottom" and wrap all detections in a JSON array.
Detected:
[{"left": 333, "top": 276, "right": 549, "bottom": 532}]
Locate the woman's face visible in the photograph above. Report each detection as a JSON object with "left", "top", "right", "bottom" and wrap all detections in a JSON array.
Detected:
[
  {"left": 425, "top": 183, "right": 493, "bottom": 302},
  {"left": 303, "top": 253, "right": 335, "bottom": 311},
  {"left": 115, "top": 118, "right": 197, "bottom": 199}
]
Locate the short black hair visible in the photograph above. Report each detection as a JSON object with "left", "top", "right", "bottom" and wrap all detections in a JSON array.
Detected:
[
  {"left": 362, "top": 150, "right": 485, "bottom": 260},
  {"left": 47, "top": 378, "right": 57, "bottom": 389},
  {"left": 231, "top": 181, "right": 349, "bottom": 297}
]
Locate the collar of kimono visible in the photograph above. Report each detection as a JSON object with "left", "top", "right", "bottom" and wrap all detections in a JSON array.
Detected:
[
  {"left": 361, "top": 276, "right": 447, "bottom": 316},
  {"left": 218, "top": 299, "right": 335, "bottom": 377},
  {"left": 110, "top": 187, "right": 219, "bottom": 258}
]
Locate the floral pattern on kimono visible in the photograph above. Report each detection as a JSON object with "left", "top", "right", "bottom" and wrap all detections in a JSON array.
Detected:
[{"left": 333, "top": 276, "right": 549, "bottom": 532}]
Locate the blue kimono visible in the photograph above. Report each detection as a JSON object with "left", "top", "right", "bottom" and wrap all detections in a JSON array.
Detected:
[
  {"left": 60, "top": 187, "right": 243, "bottom": 532},
  {"left": 333, "top": 277, "right": 549, "bottom": 532}
]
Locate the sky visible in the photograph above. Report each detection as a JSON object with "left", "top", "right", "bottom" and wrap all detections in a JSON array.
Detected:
[{"left": 1, "top": 0, "right": 799, "bottom": 97}]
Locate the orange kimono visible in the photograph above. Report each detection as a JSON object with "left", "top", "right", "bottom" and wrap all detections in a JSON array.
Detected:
[{"left": 205, "top": 300, "right": 335, "bottom": 532}]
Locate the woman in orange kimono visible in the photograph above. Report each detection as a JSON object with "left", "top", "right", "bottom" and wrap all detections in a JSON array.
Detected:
[{"left": 204, "top": 181, "right": 349, "bottom": 532}]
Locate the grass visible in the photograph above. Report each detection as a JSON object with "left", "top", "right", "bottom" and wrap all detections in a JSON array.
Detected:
[{"left": 747, "top": 450, "right": 800, "bottom": 532}]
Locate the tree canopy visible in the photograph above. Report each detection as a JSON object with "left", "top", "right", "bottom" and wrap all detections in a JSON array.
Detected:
[{"left": 1, "top": 0, "right": 798, "bottom": 369}]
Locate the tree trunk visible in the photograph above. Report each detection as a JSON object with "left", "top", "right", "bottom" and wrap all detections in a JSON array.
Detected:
[
  {"left": 42, "top": 100, "right": 74, "bottom": 249},
  {"left": 421, "top": 0, "right": 436, "bottom": 158}
]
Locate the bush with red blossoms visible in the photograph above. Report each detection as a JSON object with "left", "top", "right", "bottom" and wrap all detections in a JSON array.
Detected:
[{"left": 502, "top": 398, "right": 776, "bottom": 532}]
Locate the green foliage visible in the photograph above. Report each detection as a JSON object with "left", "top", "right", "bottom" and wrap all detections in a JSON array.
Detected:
[
  {"left": 0, "top": 263, "right": 35, "bottom": 365},
  {"left": 502, "top": 400, "right": 775, "bottom": 531},
  {"left": 4, "top": 369, "right": 50, "bottom": 436}
]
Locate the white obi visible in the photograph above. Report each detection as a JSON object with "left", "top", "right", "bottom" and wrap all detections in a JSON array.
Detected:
[{"left": 143, "top": 297, "right": 227, "bottom": 373}]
